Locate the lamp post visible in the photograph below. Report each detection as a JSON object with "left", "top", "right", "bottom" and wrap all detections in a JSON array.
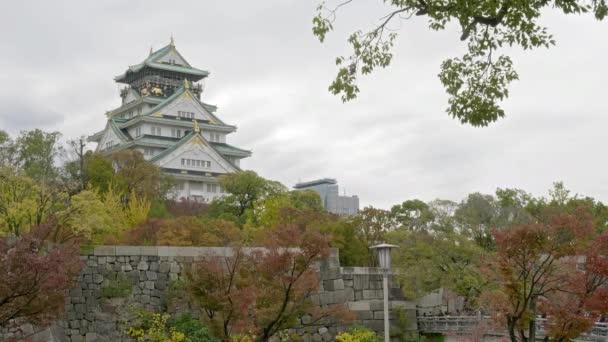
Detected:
[{"left": 370, "top": 243, "right": 398, "bottom": 342}]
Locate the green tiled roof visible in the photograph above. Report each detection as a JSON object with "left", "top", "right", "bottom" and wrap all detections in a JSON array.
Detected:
[
  {"left": 115, "top": 44, "right": 209, "bottom": 82},
  {"left": 210, "top": 142, "right": 251, "bottom": 157},
  {"left": 149, "top": 131, "right": 195, "bottom": 163}
]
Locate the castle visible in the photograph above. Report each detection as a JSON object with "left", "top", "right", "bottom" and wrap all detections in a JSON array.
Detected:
[{"left": 89, "top": 37, "right": 251, "bottom": 201}]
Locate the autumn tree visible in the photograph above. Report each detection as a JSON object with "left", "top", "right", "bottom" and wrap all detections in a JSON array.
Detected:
[
  {"left": 185, "top": 224, "right": 351, "bottom": 341},
  {"left": 483, "top": 207, "right": 608, "bottom": 342},
  {"left": 111, "top": 150, "right": 163, "bottom": 201},
  {"left": 0, "top": 224, "right": 82, "bottom": 328},
  {"left": 313, "top": 0, "right": 607, "bottom": 126},
  {"left": 0, "top": 168, "right": 69, "bottom": 237}
]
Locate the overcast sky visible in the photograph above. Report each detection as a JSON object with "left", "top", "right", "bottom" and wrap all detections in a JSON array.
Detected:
[{"left": 1, "top": 1, "right": 606, "bottom": 208}]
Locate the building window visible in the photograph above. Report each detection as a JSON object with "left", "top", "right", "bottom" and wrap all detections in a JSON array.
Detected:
[
  {"left": 178, "top": 111, "right": 195, "bottom": 119},
  {"left": 150, "top": 126, "right": 161, "bottom": 135},
  {"left": 135, "top": 127, "right": 142, "bottom": 138},
  {"left": 105, "top": 140, "right": 115, "bottom": 150},
  {"left": 207, "top": 184, "right": 217, "bottom": 193},
  {"left": 137, "top": 107, "right": 142, "bottom": 115},
  {"left": 144, "top": 148, "right": 155, "bottom": 156},
  {"left": 181, "top": 158, "right": 211, "bottom": 169},
  {"left": 171, "top": 128, "right": 182, "bottom": 138}
]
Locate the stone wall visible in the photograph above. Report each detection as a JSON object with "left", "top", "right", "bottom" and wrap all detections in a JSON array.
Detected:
[{"left": 2, "top": 246, "right": 416, "bottom": 342}]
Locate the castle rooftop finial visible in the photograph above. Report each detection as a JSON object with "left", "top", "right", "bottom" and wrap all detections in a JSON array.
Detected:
[
  {"left": 193, "top": 119, "right": 200, "bottom": 134},
  {"left": 170, "top": 34, "right": 175, "bottom": 47},
  {"left": 149, "top": 46, "right": 153, "bottom": 56}
]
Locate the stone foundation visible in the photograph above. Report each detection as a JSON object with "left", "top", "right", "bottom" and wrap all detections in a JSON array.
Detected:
[{"left": 1, "top": 246, "right": 417, "bottom": 341}]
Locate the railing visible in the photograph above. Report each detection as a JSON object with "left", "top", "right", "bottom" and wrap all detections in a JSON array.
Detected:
[{"left": 418, "top": 316, "right": 608, "bottom": 341}]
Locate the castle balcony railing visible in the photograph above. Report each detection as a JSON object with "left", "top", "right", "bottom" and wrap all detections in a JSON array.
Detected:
[{"left": 129, "top": 75, "right": 203, "bottom": 92}]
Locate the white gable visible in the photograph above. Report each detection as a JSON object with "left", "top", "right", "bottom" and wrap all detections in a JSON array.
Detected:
[
  {"left": 124, "top": 88, "right": 140, "bottom": 104},
  {"left": 97, "top": 125, "right": 124, "bottom": 151},
  {"left": 157, "top": 49, "right": 188, "bottom": 66},
  {"left": 155, "top": 135, "right": 237, "bottom": 174},
  {"left": 152, "top": 91, "right": 216, "bottom": 122}
]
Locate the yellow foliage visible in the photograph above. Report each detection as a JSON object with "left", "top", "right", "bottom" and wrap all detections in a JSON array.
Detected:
[{"left": 127, "top": 313, "right": 190, "bottom": 342}]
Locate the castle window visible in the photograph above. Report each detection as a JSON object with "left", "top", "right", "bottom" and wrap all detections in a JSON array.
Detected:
[
  {"left": 178, "top": 111, "right": 195, "bottom": 119},
  {"left": 150, "top": 126, "right": 161, "bottom": 135},
  {"left": 135, "top": 127, "right": 141, "bottom": 138},
  {"left": 171, "top": 128, "right": 182, "bottom": 138}
]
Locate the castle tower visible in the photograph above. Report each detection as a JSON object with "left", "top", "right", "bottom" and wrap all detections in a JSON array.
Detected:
[{"left": 89, "top": 38, "right": 251, "bottom": 201}]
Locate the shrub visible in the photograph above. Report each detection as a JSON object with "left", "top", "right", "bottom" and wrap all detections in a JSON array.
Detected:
[
  {"left": 102, "top": 273, "right": 132, "bottom": 299},
  {"left": 127, "top": 311, "right": 188, "bottom": 342},
  {"left": 170, "top": 314, "right": 218, "bottom": 342},
  {"left": 336, "top": 327, "right": 381, "bottom": 342}
]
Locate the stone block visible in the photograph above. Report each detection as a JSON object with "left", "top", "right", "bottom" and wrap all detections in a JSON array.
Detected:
[
  {"left": 320, "top": 268, "right": 341, "bottom": 280},
  {"left": 93, "top": 274, "right": 104, "bottom": 284},
  {"left": 347, "top": 301, "right": 370, "bottom": 311},
  {"left": 169, "top": 263, "right": 180, "bottom": 274},
  {"left": 137, "top": 261, "right": 149, "bottom": 271},
  {"left": 140, "top": 246, "right": 158, "bottom": 256},
  {"left": 121, "top": 264, "right": 132, "bottom": 272},
  {"left": 83, "top": 274, "right": 92, "bottom": 284},
  {"left": 357, "top": 311, "right": 373, "bottom": 320},
  {"left": 145, "top": 281, "right": 155, "bottom": 289},
  {"left": 353, "top": 275, "right": 370, "bottom": 290},
  {"left": 355, "top": 290, "right": 363, "bottom": 301},
  {"left": 313, "top": 333, "right": 322, "bottom": 341},
  {"left": 149, "top": 262, "right": 159, "bottom": 271},
  {"left": 159, "top": 262, "right": 170, "bottom": 273},
  {"left": 373, "top": 311, "right": 385, "bottom": 320},
  {"left": 369, "top": 300, "right": 384, "bottom": 311},
  {"left": 344, "top": 287, "right": 355, "bottom": 301},
  {"left": 85, "top": 332, "right": 98, "bottom": 342},
  {"left": 323, "top": 279, "right": 344, "bottom": 291},
  {"left": 94, "top": 246, "right": 115, "bottom": 256},
  {"left": 115, "top": 246, "right": 141, "bottom": 256},
  {"left": 362, "top": 290, "right": 382, "bottom": 300},
  {"left": 333, "top": 289, "right": 346, "bottom": 304},
  {"left": 146, "top": 271, "right": 158, "bottom": 280}
]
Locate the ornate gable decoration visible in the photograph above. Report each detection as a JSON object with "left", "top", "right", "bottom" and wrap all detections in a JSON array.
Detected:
[{"left": 154, "top": 134, "right": 237, "bottom": 173}]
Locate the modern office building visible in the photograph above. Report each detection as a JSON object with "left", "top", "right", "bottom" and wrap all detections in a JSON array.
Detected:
[{"left": 293, "top": 178, "right": 359, "bottom": 215}]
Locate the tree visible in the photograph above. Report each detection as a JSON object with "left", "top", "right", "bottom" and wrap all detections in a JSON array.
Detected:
[
  {"left": 390, "top": 199, "right": 434, "bottom": 231},
  {"left": 454, "top": 193, "right": 499, "bottom": 250},
  {"left": 214, "top": 171, "right": 288, "bottom": 225},
  {"left": 0, "top": 169, "right": 68, "bottom": 237},
  {"left": 388, "top": 229, "right": 486, "bottom": 303},
  {"left": 185, "top": 224, "right": 352, "bottom": 341},
  {"left": 15, "top": 129, "right": 63, "bottom": 183},
  {"left": 0, "top": 130, "right": 18, "bottom": 168},
  {"left": 84, "top": 152, "right": 114, "bottom": 194},
  {"left": 312, "top": 0, "right": 607, "bottom": 126},
  {"left": 483, "top": 207, "right": 608, "bottom": 342},
  {"left": 111, "top": 150, "right": 163, "bottom": 201},
  {"left": 59, "top": 136, "right": 90, "bottom": 195},
  {"left": 0, "top": 224, "right": 82, "bottom": 328}
]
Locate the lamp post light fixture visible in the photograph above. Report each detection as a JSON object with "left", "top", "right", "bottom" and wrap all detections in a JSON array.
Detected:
[{"left": 370, "top": 243, "right": 398, "bottom": 342}]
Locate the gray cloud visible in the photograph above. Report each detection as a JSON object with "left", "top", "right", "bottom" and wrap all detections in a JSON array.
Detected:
[{"left": 0, "top": 0, "right": 606, "bottom": 208}]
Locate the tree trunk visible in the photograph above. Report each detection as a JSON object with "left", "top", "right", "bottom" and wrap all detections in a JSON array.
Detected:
[
  {"left": 508, "top": 318, "right": 518, "bottom": 342},
  {"left": 529, "top": 298, "right": 537, "bottom": 342}
]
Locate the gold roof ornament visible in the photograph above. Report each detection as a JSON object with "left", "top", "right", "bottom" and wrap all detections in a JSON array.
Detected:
[
  {"left": 193, "top": 119, "right": 200, "bottom": 134},
  {"left": 183, "top": 78, "right": 190, "bottom": 89},
  {"left": 170, "top": 34, "right": 175, "bottom": 47}
]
